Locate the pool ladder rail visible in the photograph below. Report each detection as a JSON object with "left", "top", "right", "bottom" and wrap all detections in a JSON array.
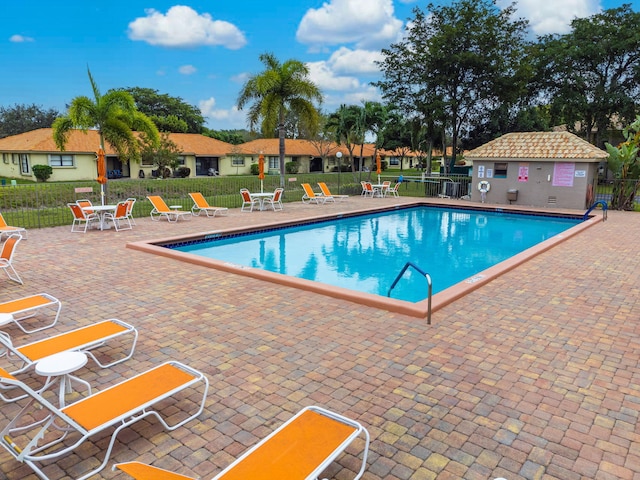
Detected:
[
  {"left": 583, "top": 200, "right": 608, "bottom": 221},
  {"left": 388, "top": 262, "right": 432, "bottom": 324}
]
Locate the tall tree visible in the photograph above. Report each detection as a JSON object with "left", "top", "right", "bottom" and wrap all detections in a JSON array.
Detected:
[
  {"left": 536, "top": 5, "right": 640, "bottom": 147},
  {"left": 376, "top": 0, "right": 530, "bottom": 171},
  {"left": 605, "top": 115, "right": 640, "bottom": 210},
  {"left": 237, "top": 52, "right": 322, "bottom": 187},
  {"left": 327, "top": 104, "right": 365, "bottom": 178},
  {"left": 53, "top": 69, "right": 160, "bottom": 187},
  {"left": 0, "top": 104, "right": 61, "bottom": 138},
  {"left": 123, "top": 87, "right": 205, "bottom": 133}
]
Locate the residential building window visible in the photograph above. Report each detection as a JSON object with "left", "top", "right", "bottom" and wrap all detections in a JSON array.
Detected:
[
  {"left": 232, "top": 157, "right": 245, "bottom": 166},
  {"left": 49, "top": 154, "right": 74, "bottom": 167},
  {"left": 11, "top": 154, "right": 18, "bottom": 164},
  {"left": 390, "top": 157, "right": 399, "bottom": 166},
  {"left": 494, "top": 162, "right": 508, "bottom": 178},
  {"left": 19, "top": 154, "right": 30, "bottom": 174},
  {"left": 177, "top": 156, "right": 185, "bottom": 166},
  {"left": 2, "top": 154, "right": 8, "bottom": 164},
  {"left": 268, "top": 157, "right": 279, "bottom": 169}
]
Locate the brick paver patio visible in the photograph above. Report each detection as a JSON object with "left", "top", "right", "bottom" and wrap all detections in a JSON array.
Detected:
[{"left": 0, "top": 196, "right": 637, "bottom": 480}]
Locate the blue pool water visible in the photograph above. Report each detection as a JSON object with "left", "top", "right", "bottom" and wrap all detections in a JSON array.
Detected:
[{"left": 173, "top": 206, "right": 581, "bottom": 302}]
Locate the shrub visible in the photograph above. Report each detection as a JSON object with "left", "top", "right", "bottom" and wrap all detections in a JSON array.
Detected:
[
  {"left": 285, "top": 162, "right": 298, "bottom": 174},
  {"left": 250, "top": 163, "right": 260, "bottom": 175},
  {"left": 32, "top": 164, "right": 53, "bottom": 182}
]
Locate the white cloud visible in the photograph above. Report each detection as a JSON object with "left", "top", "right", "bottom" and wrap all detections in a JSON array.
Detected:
[
  {"left": 497, "top": 0, "right": 601, "bottom": 36},
  {"left": 10, "top": 34, "right": 34, "bottom": 43},
  {"left": 327, "top": 47, "right": 384, "bottom": 75},
  {"left": 178, "top": 64, "right": 197, "bottom": 75},
  {"left": 307, "top": 61, "right": 362, "bottom": 91},
  {"left": 296, "top": 0, "right": 403, "bottom": 50},
  {"left": 199, "top": 97, "right": 246, "bottom": 129},
  {"left": 128, "top": 5, "right": 247, "bottom": 49},
  {"left": 230, "top": 72, "right": 250, "bottom": 84}
]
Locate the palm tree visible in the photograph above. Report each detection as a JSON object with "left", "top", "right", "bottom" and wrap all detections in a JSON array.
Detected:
[
  {"left": 53, "top": 68, "right": 159, "bottom": 200},
  {"left": 237, "top": 53, "right": 322, "bottom": 187}
]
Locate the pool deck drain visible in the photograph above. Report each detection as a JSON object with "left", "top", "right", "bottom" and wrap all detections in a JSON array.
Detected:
[{"left": 0, "top": 196, "right": 636, "bottom": 480}]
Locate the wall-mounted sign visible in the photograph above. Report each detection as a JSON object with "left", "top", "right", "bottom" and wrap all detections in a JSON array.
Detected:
[
  {"left": 552, "top": 162, "right": 575, "bottom": 187},
  {"left": 518, "top": 163, "right": 529, "bottom": 182}
]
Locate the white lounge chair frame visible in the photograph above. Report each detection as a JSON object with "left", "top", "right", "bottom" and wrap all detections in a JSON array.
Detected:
[
  {"left": 0, "top": 213, "right": 27, "bottom": 240},
  {"left": 147, "top": 196, "right": 192, "bottom": 222},
  {"left": 114, "top": 405, "right": 369, "bottom": 480},
  {"left": 189, "top": 192, "right": 229, "bottom": 217},
  {"left": 0, "top": 361, "right": 209, "bottom": 480},
  {"left": 301, "top": 184, "right": 326, "bottom": 205},
  {"left": 0, "top": 293, "right": 61, "bottom": 334},
  {"left": 0, "top": 233, "right": 23, "bottom": 284},
  {"left": 0, "top": 318, "right": 138, "bottom": 376},
  {"left": 318, "top": 182, "right": 349, "bottom": 202}
]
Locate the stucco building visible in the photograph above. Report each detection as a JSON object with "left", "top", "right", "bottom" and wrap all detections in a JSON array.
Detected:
[{"left": 465, "top": 132, "right": 608, "bottom": 209}]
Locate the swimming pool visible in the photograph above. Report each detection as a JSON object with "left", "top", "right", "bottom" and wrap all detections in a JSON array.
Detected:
[
  {"left": 166, "top": 205, "right": 583, "bottom": 303},
  {"left": 127, "top": 201, "right": 599, "bottom": 317}
]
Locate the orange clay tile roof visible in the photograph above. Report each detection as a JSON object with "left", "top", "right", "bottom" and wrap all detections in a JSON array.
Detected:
[
  {"left": 236, "top": 138, "right": 383, "bottom": 157},
  {"left": 0, "top": 128, "right": 233, "bottom": 156},
  {"left": 0, "top": 128, "right": 423, "bottom": 159},
  {"left": 465, "top": 132, "right": 608, "bottom": 160}
]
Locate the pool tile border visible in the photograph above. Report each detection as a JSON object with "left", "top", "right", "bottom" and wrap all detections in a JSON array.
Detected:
[{"left": 127, "top": 201, "right": 602, "bottom": 319}]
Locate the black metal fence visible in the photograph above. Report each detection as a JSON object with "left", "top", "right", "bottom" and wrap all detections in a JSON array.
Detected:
[{"left": 0, "top": 173, "right": 634, "bottom": 230}]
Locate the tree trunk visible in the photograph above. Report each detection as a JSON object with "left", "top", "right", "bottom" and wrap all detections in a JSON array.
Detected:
[{"left": 278, "top": 122, "right": 286, "bottom": 188}]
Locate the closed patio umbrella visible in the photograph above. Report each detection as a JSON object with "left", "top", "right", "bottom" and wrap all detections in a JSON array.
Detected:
[
  {"left": 258, "top": 154, "right": 265, "bottom": 193},
  {"left": 96, "top": 148, "right": 107, "bottom": 205},
  {"left": 376, "top": 153, "right": 381, "bottom": 184}
]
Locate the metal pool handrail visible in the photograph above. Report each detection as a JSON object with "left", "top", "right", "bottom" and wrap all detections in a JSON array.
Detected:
[
  {"left": 583, "top": 201, "right": 608, "bottom": 221},
  {"left": 387, "top": 262, "right": 432, "bottom": 324}
]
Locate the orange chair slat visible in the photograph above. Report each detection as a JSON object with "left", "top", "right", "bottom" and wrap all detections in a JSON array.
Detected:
[
  {"left": 63, "top": 363, "right": 195, "bottom": 431},
  {"left": 0, "top": 366, "right": 16, "bottom": 380},
  {"left": 0, "top": 295, "right": 53, "bottom": 314},
  {"left": 148, "top": 196, "right": 170, "bottom": 212},
  {"left": 117, "top": 462, "right": 195, "bottom": 480},
  {"left": 17, "top": 321, "right": 128, "bottom": 361},
  {"left": 217, "top": 410, "right": 356, "bottom": 480},
  {"left": 190, "top": 193, "right": 208, "bottom": 208}
]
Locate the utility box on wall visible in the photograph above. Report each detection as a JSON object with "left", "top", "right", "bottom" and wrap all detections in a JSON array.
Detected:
[{"left": 465, "top": 132, "right": 608, "bottom": 210}]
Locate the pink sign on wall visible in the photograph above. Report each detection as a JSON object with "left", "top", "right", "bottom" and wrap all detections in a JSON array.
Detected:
[
  {"left": 518, "top": 164, "right": 529, "bottom": 182},
  {"left": 552, "top": 162, "right": 575, "bottom": 187}
]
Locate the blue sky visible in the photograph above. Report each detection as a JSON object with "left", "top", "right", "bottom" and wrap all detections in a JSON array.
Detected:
[{"left": 0, "top": 0, "right": 636, "bottom": 131}]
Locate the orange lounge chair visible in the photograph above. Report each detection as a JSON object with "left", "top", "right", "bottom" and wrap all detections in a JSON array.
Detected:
[
  {"left": 115, "top": 405, "right": 369, "bottom": 480},
  {"left": 0, "top": 361, "right": 209, "bottom": 480},
  {"left": 0, "top": 293, "right": 61, "bottom": 334},
  {"left": 301, "top": 183, "right": 326, "bottom": 205},
  {"left": 0, "top": 233, "right": 23, "bottom": 284},
  {"left": 0, "top": 318, "right": 138, "bottom": 377},
  {"left": 318, "top": 182, "right": 349, "bottom": 202},
  {"left": 0, "top": 213, "right": 27, "bottom": 240},
  {"left": 189, "top": 192, "right": 229, "bottom": 217},
  {"left": 147, "top": 195, "right": 192, "bottom": 222}
]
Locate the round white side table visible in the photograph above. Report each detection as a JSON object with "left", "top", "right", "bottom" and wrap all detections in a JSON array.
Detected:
[
  {"left": 0, "top": 312, "right": 14, "bottom": 327},
  {"left": 35, "top": 351, "right": 92, "bottom": 407}
]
